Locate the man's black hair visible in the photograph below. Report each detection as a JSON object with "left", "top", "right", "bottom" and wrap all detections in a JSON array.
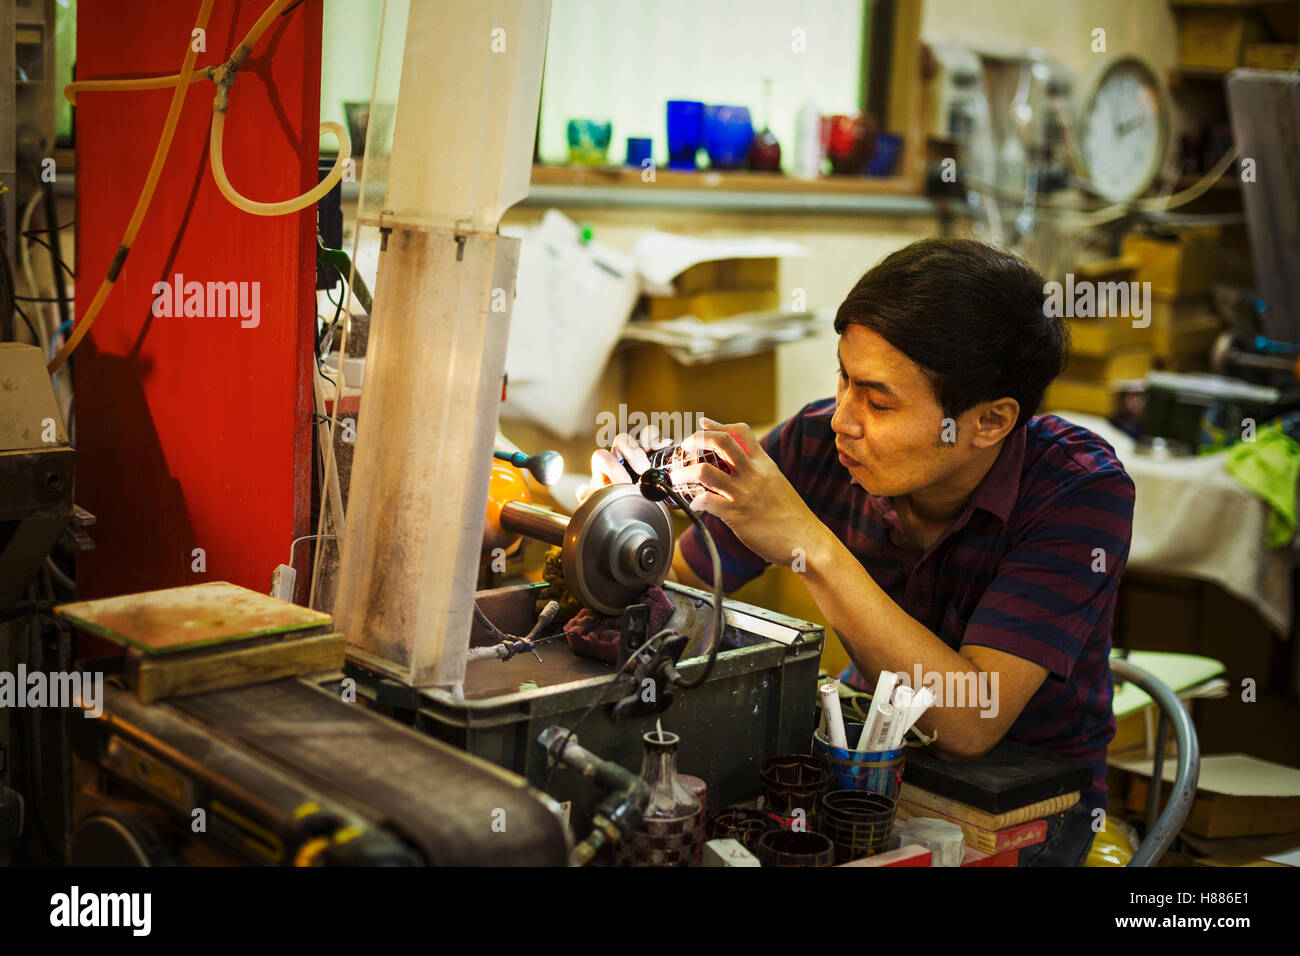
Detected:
[{"left": 833, "top": 237, "right": 1068, "bottom": 431}]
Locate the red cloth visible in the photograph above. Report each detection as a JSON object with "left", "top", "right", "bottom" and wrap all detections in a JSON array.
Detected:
[{"left": 562, "top": 586, "right": 674, "bottom": 663}]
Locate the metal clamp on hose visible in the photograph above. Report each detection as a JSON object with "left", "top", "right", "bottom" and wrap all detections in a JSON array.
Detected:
[{"left": 537, "top": 726, "right": 649, "bottom": 866}]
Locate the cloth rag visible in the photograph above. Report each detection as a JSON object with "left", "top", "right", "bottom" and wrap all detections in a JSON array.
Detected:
[
  {"left": 1225, "top": 420, "right": 1300, "bottom": 548},
  {"left": 563, "top": 586, "right": 675, "bottom": 663}
]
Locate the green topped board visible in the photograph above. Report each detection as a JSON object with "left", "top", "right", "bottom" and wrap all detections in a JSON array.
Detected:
[{"left": 55, "top": 581, "right": 332, "bottom": 655}]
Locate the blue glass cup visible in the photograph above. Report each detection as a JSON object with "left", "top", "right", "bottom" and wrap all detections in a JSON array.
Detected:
[
  {"left": 626, "top": 136, "right": 652, "bottom": 167},
  {"left": 666, "top": 100, "right": 705, "bottom": 170},
  {"left": 566, "top": 119, "right": 612, "bottom": 166},
  {"left": 812, "top": 720, "right": 906, "bottom": 801}
]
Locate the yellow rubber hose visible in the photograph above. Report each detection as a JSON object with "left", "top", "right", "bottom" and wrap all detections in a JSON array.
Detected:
[
  {"left": 65, "top": 72, "right": 208, "bottom": 106},
  {"left": 47, "top": 0, "right": 216, "bottom": 375},
  {"left": 210, "top": 113, "right": 351, "bottom": 217}
]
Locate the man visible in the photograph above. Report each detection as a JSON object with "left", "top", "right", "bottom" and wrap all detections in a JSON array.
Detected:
[{"left": 588, "top": 237, "right": 1135, "bottom": 867}]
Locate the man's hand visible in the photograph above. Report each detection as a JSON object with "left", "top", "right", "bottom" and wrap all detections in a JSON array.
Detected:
[
  {"left": 677, "top": 417, "right": 834, "bottom": 568},
  {"left": 577, "top": 426, "right": 673, "bottom": 504}
]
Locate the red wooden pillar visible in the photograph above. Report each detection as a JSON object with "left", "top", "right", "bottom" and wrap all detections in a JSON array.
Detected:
[{"left": 74, "top": 1, "right": 321, "bottom": 600}]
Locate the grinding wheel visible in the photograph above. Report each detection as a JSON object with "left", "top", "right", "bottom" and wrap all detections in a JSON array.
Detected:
[{"left": 562, "top": 484, "right": 673, "bottom": 616}]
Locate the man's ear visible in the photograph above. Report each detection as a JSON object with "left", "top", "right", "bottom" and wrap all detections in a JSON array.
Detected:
[{"left": 971, "top": 398, "right": 1019, "bottom": 448}]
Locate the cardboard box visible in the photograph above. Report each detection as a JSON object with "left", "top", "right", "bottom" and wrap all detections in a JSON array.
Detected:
[
  {"left": 646, "top": 288, "right": 781, "bottom": 322},
  {"left": 1065, "top": 347, "right": 1152, "bottom": 383},
  {"left": 1043, "top": 378, "right": 1125, "bottom": 417},
  {"left": 1181, "top": 828, "right": 1300, "bottom": 866},
  {"left": 1148, "top": 302, "right": 1222, "bottom": 359},
  {"left": 1119, "top": 753, "right": 1300, "bottom": 839},
  {"left": 1244, "top": 43, "right": 1300, "bottom": 70},
  {"left": 1122, "top": 231, "right": 1221, "bottom": 300},
  {"left": 1177, "top": 8, "right": 1269, "bottom": 71},
  {"left": 622, "top": 344, "right": 777, "bottom": 428},
  {"left": 1064, "top": 317, "right": 1150, "bottom": 357},
  {"left": 673, "top": 257, "right": 779, "bottom": 294}
]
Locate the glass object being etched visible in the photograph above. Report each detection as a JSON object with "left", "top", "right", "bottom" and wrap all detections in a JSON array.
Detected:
[{"left": 613, "top": 729, "right": 701, "bottom": 866}]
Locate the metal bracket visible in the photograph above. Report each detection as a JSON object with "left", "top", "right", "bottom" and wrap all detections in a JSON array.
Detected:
[{"left": 610, "top": 605, "right": 688, "bottom": 721}]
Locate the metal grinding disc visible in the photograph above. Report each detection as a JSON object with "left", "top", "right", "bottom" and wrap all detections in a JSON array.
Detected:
[{"left": 562, "top": 484, "right": 673, "bottom": 616}]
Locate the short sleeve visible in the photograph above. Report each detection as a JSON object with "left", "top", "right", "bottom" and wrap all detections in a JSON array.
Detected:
[
  {"left": 959, "top": 470, "right": 1135, "bottom": 681},
  {"left": 677, "top": 415, "right": 800, "bottom": 591}
]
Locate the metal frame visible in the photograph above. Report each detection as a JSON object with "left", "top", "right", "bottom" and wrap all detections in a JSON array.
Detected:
[{"left": 1110, "top": 657, "right": 1201, "bottom": 866}]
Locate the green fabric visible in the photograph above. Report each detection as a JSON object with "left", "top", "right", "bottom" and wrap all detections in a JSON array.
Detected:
[{"left": 1225, "top": 421, "right": 1300, "bottom": 547}]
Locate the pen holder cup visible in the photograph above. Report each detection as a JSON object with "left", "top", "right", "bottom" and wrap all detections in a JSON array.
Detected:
[
  {"left": 754, "top": 829, "right": 836, "bottom": 867},
  {"left": 818, "top": 790, "right": 897, "bottom": 862},
  {"left": 758, "top": 754, "right": 833, "bottom": 818},
  {"left": 813, "top": 721, "right": 905, "bottom": 802},
  {"left": 707, "top": 806, "right": 779, "bottom": 851}
]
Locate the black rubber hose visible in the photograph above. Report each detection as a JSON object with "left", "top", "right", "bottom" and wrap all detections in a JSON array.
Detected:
[{"left": 637, "top": 472, "right": 724, "bottom": 690}]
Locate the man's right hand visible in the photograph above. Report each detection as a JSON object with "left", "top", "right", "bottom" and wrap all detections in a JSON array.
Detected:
[
  {"left": 578, "top": 425, "right": 713, "bottom": 592},
  {"left": 577, "top": 426, "right": 674, "bottom": 504}
]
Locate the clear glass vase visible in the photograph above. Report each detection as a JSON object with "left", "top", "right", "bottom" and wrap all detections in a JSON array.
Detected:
[{"left": 613, "top": 730, "right": 701, "bottom": 866}]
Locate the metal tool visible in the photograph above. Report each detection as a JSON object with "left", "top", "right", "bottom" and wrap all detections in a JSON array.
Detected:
[
  {"left": 499, "top": 484, "right": 672, "bottom": 616},
  {"left": 493, "top": 448, "right": 564, "bottom": 486}
]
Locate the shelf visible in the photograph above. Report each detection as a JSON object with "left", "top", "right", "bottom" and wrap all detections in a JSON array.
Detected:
[
  {"left": 520, "top": 163, "right": 942, "bottom": 216},
  {"left": 529, "top": 163, "right": 920, "bottom": 196}
]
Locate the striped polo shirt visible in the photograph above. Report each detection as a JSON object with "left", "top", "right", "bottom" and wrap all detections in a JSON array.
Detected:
[{"left": 679, "top": 399, "right": 1136, "bottom": 811}]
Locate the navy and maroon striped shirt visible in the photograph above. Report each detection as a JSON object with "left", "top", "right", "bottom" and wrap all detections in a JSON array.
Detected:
[{"left": 679, "top": 399, "right": 1136, "bottom": 811}]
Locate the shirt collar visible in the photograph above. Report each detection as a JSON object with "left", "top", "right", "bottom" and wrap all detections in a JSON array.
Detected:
[{"left": 969, "top": 424, "right": 1026, "bottom": 526}]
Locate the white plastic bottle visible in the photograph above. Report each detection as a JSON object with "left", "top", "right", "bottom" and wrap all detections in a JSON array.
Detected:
[{"left": 793, "top": 101, "right": 823, "bottom": 179}]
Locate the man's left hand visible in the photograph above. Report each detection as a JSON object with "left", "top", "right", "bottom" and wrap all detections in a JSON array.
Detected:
[{"left": 677, "top": 418, "right": 833, "bottom": 568}]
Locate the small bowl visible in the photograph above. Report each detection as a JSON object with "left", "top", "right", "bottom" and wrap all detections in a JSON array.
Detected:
[
  {"left": 706, "top": 806, "right": 778, "bottom": 849},
  {"left": 704, "top": 105, "right": 753, "bottom": 169},
  {"left": 755, "top": 829, "right": 835, "bottom": 867}
]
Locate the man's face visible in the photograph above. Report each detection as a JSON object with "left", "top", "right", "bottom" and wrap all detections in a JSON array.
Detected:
[{"left": 830, "top": 324, "right": 978, "bottom": 498}]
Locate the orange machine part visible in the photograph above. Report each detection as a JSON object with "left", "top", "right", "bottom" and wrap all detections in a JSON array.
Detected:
[{"left": 482, "top": 458, "right": 531, "bottom": 556}]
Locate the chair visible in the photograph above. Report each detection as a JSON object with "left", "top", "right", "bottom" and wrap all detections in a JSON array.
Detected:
[{"left": 1109, "top": 656, "right": 1201, "bottom": 866}]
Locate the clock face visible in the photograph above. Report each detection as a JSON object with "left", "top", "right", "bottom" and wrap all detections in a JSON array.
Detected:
[{"left": 1081, "top": 59, "right": 1166, "bottom": 203}]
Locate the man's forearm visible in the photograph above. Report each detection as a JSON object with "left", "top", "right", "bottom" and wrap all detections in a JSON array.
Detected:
[
  {"left": 668, "top": 543, "right": 712, "bottom": 591},
  {"left": 801, "top": 527, "right": 995, "bottom": 758}
]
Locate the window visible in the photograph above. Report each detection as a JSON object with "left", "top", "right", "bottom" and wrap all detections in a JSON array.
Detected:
[{"left": 537, "top": 0, "right": 867, "bottom": 169}]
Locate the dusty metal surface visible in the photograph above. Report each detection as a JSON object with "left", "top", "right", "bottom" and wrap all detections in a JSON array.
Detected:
[
  {"left": 464, "top": 638, "right": 613, "bottom": 699},
  {"left": 56, "top": 582, "right": 332, "bottom": 655},
  {"left": 174, "top": 678, "right": 569, "bottom": 865}
]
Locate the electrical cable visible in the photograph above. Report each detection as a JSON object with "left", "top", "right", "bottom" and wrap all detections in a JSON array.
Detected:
[
  {"left": 639, "top": 476, "right": 724, "bottom": 691},
  {"left": 22, "top": 233, "right": 75, "bottom": 279},
  {"left": 42, "top": 176, "right": 73, "bottom": 337},
  {"left": 0, "top": 239, "right": 16, "bottom": 341},
  {"left": 542, "top": 637, "right": 659, "bottom": 794},
  {"left": 45, "top": 555, "right": 75, "bottom": 592},
  {"left": 18, "top": 188, "right": 49, "bottom": 352},
  {"left": 22, "top": 219, "right": 75, "bottom": 233},
  {"left": 317, "top": 279, "right": 346, "bottom": 356},
  {"left": 539, "top": 477, "right": 725, "bottom": 794},
  {"left": 12, "top": 303, "right": 40, "bottom": 344}
]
